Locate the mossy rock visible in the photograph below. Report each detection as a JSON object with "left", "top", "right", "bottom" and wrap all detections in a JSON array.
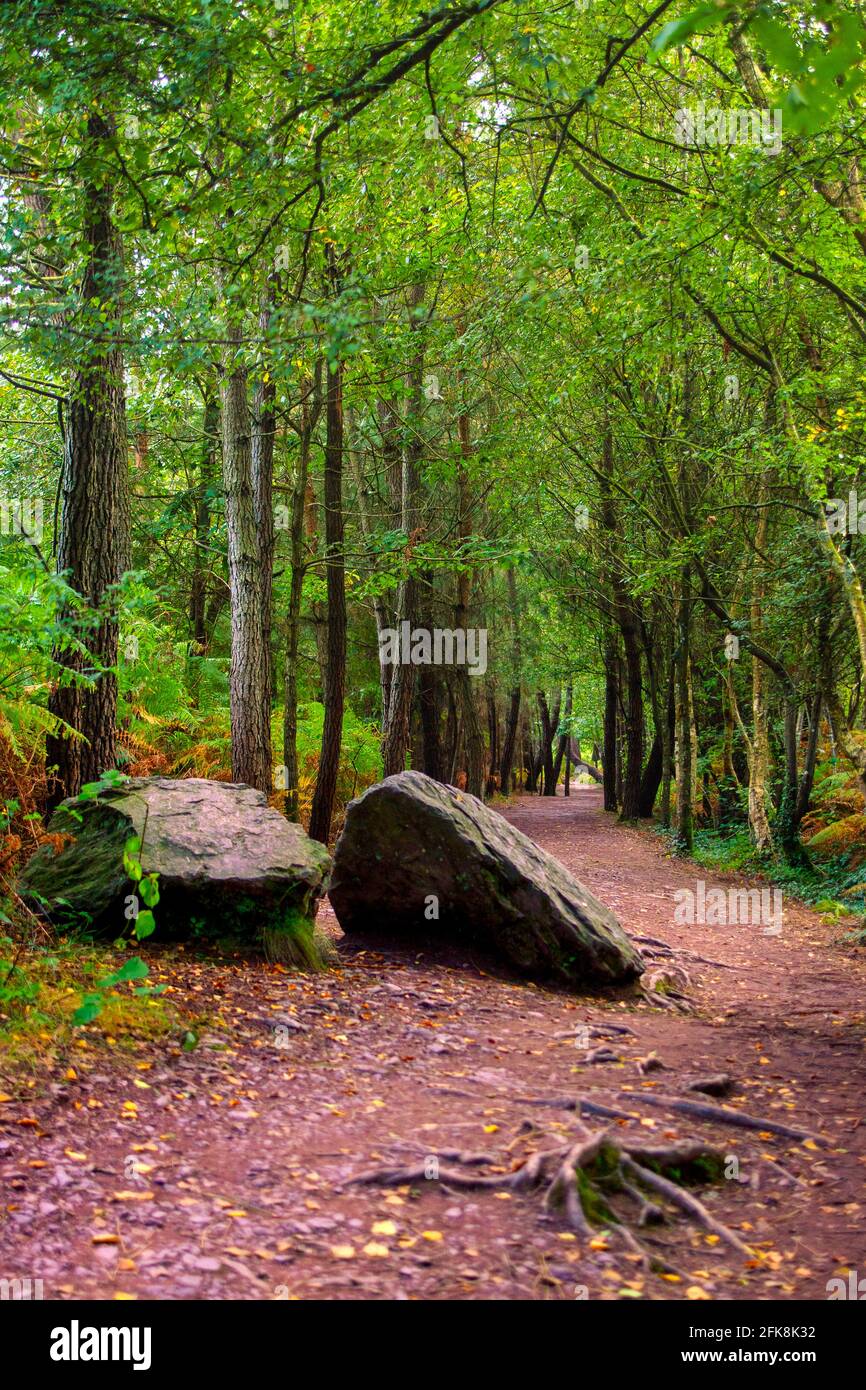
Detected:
[
  {"left": 19, "top": 777, "right": 331, "bottom": 956},
  {"left": 329, "top": 770, "right": 642, "bottom": 988}
]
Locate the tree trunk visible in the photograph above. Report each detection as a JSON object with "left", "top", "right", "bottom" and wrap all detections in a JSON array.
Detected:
[
  {"left": 453, "top": 395, "right": 486, "bottom": 798},
  {"left": 637, "top": 732, "right": 663, "bottom": 817},
  {"left": 418, "top": 660, "right": 444, "bottom": 781},
  {"left": 220, "top": 337, "right": 272, "bottom": 792},
  {"left": 537, "top": 691, "right": 560, "bottom": 797},
  {"left": 795, "top": 691, "right": 822, "bottom": 826},
  {"left": 252, "top": 286, "right": 277, "bottom": 710},
  {"left": 189, "top": 392, "right": 219, "bottom": 661},
  {"left": 499, "top": 567, "right": 522, "bottom": 794},
  {"left": 382, "top": 285, "right": 425, "bottom": 776},
  {"left": 46, "top": 112, "right": 130, "bottom": 805},
  {"left": 618, "top": 610, "right": 644, "bottom": 820},
  {"left": 748, "top": 480, "right": 773, "bottom": 851},
  {"left": 553, "top": 684, "right": 573, "bottom": 787},
  {"left": 283, "top": 378, "right": 321, "bottom": 820},
  {"left": 308, "top": 360, "right": 346, "bottom": 844},
  {"left": 674, "top": 573, "right": 695, "bottom": 853},
  {"left": 602, "top": 637, "right": 619, "bottom": 812}
]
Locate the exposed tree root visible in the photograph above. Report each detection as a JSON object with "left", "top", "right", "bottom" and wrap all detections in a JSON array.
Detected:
[
  {"left": 640, "top": 965, "right": 693, "bottom": 1012},
  {"left": 619, "top": 1090, "right": 830, "bottom": 1146},
  {"left": 553, "top": 1021, "right": 638, "bottom": 1041},
  {"left": 345, "top": 1120, "right": 751, "bottom": 1271},
  {"left": 632, "top": 935, "right": 734, "bottom": 970}
]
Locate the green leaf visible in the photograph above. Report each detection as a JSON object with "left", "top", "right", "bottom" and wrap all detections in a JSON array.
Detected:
[
  {"left": 650, "top": 5, "right": 724, "bottom": 56},
  {"left": 99, "top": 956, "right": 150, "bottom": 986},
  {"left": 139, "top": 874, "right": 160, "bottom": 907},
  {"left": 72, "top": 993, "right": 103, "bottom": 1026},
  {"left": 134, "top": 911, "right": 156, "bottom": 940},
  {"left": 750, "top": 16, "right": 801, "bottom": 74}
]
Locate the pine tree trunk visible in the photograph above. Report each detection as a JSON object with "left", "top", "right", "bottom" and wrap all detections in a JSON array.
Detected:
[{"left": 46, "top": 112, "right": 130, "bottom": 805}]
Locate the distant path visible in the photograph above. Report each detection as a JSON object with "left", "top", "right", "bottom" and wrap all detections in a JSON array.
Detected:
[{"left": 2, "top": 787, "right": 864, "bottom": 1301}]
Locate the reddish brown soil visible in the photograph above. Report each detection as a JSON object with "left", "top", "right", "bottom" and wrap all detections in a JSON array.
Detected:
[{"left": 2, "top": 788, "right": 865, "bottom": 1301}]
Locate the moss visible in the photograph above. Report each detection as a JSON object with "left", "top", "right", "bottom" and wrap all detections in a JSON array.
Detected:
[
  {"left": 573, "top": 1165, "right": 616, "bottom": 1225},
  {"left": 19, "top": 801, "right": 133, "bottom": 932},
  {"left": 638, "top": 1150, "right": 727, "bottom": 1186},
  {"left": 260, "top": 906, "right": 334, "bottom": 971},
  {"left": 806, "top": 814, "right": 866, "bottom": 868}
]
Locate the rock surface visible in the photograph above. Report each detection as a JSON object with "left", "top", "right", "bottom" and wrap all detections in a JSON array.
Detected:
[
  {"left": 20, "top": 777, "right": 331, "bottom": 947},
  {"left": 328, "top": 771, "right": 642, "bottom": 987}
]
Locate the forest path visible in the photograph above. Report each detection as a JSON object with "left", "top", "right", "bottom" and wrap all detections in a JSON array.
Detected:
[{"left": 2, "top": 788, "right": 865, "bottom": 1301}]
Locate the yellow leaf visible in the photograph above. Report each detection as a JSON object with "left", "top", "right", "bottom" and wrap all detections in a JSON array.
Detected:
[
  {"left": 331, "top": 1244, "right": 356, "bottom": 1260},
  {"left": 111, "top": 1191, "right": 154, "bottom": 1203},
  {"left": 64, "top": 1149, "right": 88, "bottom": 1162},
  {"left": 113, "top": 1292, "right": 137, "bottom": 1300},
  {"left": 362, "top": 1242, "right": 390, "bottom": 1257},
  {"left": 422, "top": 1230, "right": 443, "bottom": 1242},
  {"left": 686, "top": 1286, "right": 712, "bottom": 1300},
  {"left": 372, "top": 1221, "right": 397, "bottom": 1237},
  {"left": 92, "top": 1233, "right": 120, "bottom": 1245}
]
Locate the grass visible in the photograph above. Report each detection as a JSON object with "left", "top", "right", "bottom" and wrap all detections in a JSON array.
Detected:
[
  {"left": 260, "top": 907, "right": 336, "bottom": 970},
  {"left": 653, "top": 821, "right": 866, "bottom": 939},
  {"left": 0, "top": 932, "right": 176, "bottom": 1084}
]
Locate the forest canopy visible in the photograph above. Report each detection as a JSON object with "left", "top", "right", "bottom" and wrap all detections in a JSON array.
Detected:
[
  {"left": 4, "top": 0, "right": 866, "bottom": 1319},
  {"left": 0, "top": 0, "right": 865, "bottom": 875}
]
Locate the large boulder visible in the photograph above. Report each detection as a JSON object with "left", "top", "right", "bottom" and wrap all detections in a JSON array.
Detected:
[
  {"left": 328, "top": 771, "right": 642, "bottom": 987},
  {"left": 19, "top": 777, "right": 331, "bottom": 961}
]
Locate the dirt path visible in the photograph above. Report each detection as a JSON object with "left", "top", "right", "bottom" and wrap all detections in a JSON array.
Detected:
[{"left": 2, "top": 788, "right": 865, "bottom": 1301}]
